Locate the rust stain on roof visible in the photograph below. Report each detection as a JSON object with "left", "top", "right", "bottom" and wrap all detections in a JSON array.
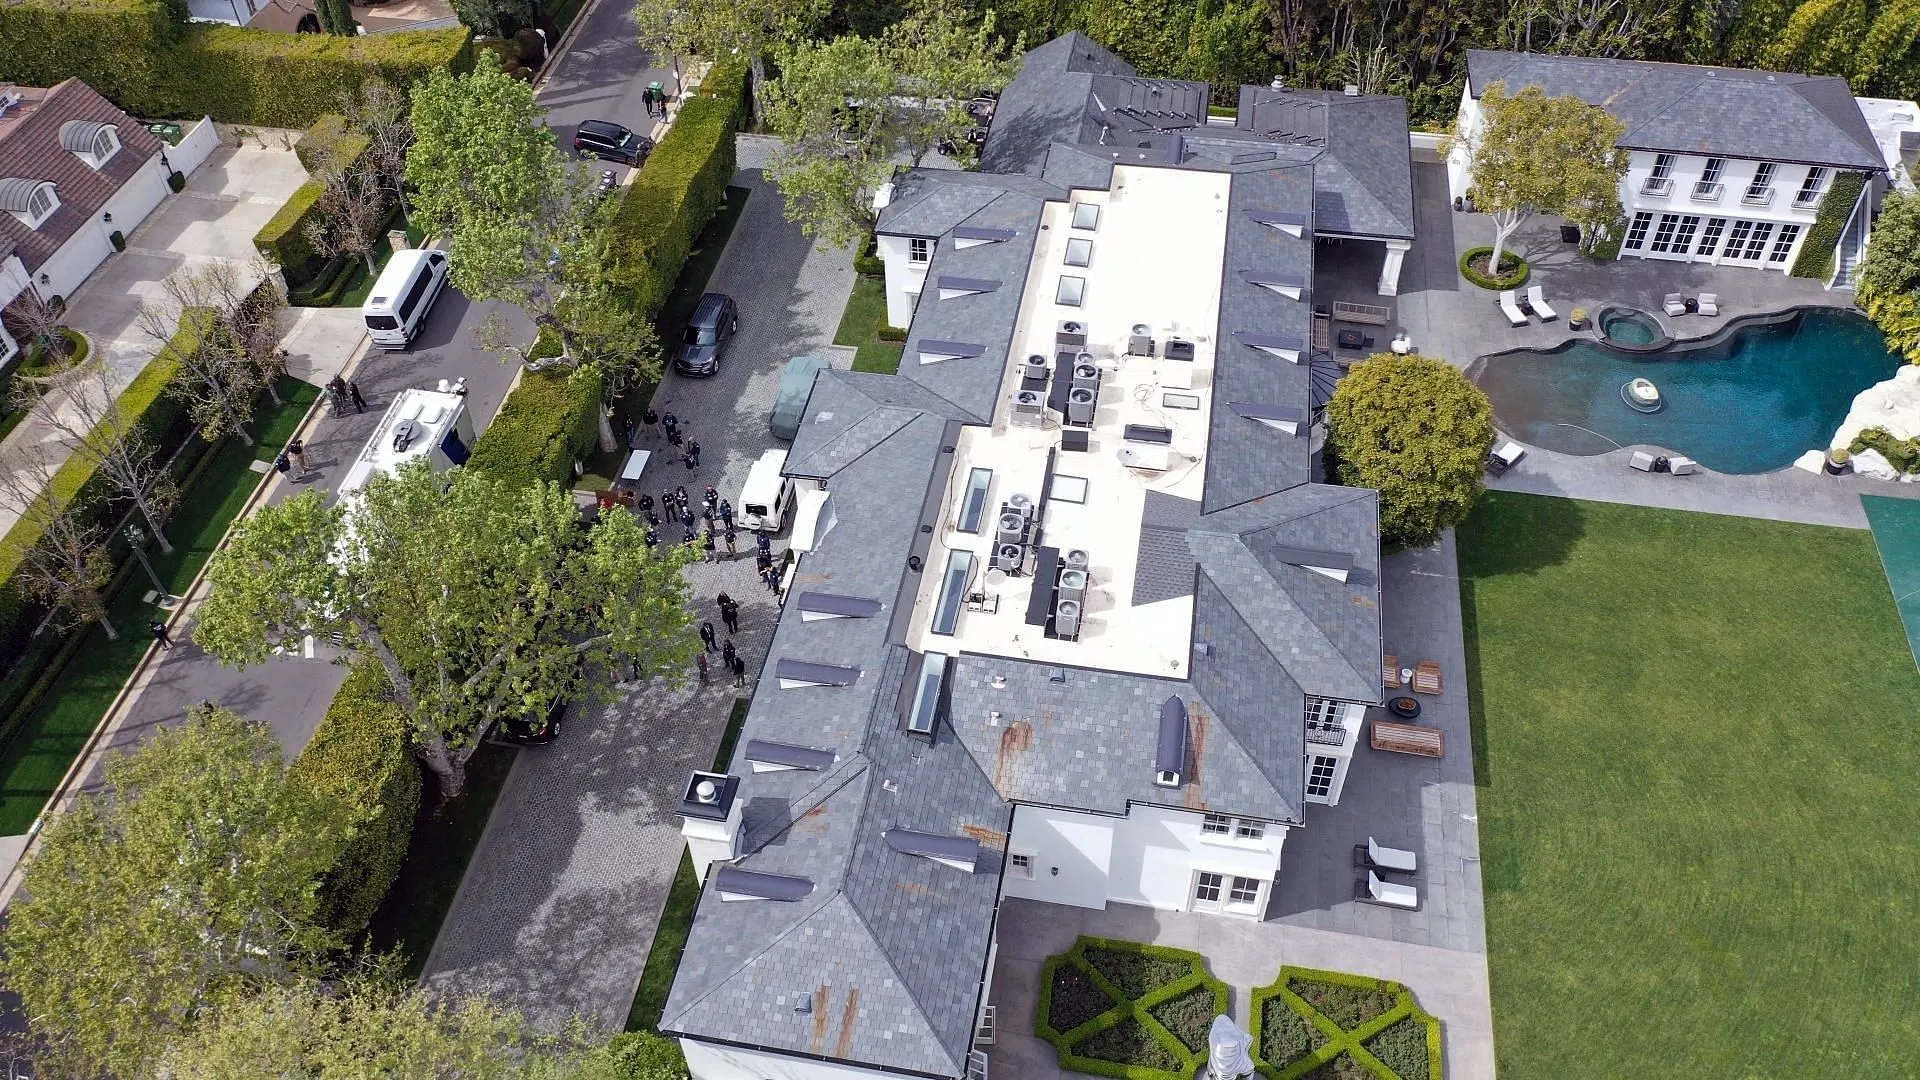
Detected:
[
  {"left": 992, "top": 718, "right": 1034, "bottom": 791},
  {"left": 962, "top": 824, "right": 1008, "bottom": 849},
  {"left": 1183, "top": 700, "right": 1210, "bottom": 809},
  {"left": 834, "top": 987, "right": 861, "bottom": 1059},
  {"left": 809, "top": 986, "right": 831, "bottom": 1053},
  {"left": 895, "top": 881, "right": 934, "bottom": 897}
]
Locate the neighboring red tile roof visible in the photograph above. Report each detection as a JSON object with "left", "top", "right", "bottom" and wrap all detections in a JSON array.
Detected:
[{"left": 0, "top": 78, "right": 165, "bottom": 274}]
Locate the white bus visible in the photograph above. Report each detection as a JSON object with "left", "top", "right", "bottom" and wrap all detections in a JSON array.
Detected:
[{"left": 362, "top": 248, "right": 450, "bottom": 350}]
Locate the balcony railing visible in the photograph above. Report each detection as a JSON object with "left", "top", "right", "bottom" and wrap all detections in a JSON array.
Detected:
[
  {"left": 1743, "top": 187, "right": 1776, "bottom": 206},
  {"left": 1640, "top": 177, "right": 1674, "bottom": 198},
  {"left": 1304, "top": 723, "right": 1348, "bottom": 746},
  {"left": 1794, "top": 190, "right": 1824, "bottom": 209},
  {"left": 1690, "top": 181, "right": 1723, "bottom": 202}
]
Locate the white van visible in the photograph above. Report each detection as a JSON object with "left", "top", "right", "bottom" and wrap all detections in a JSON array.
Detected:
[
  {"left": 739, "top": 449, "right": 796, "bottom": 533},
  {"left": 363, "top": 249, "right": 450, "bottom": 349}
]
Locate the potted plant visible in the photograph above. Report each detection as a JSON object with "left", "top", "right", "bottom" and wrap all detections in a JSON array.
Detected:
[
  {"left": 1569, "top": 306, "right": 1589, "bottom": 331},
  {"left": 1825, "top": 446, "right": 1851, "bottom": 475}
]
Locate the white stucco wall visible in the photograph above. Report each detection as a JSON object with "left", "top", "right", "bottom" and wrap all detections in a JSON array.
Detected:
[
  {"left": 1617, "top": 150, "right": 1834, "bottom": 271},
  {"left": 1444, "top": 93, "right": 1481, "bottom": 200},
  {"left": 1003, "top": 802, "right": 1287, "bottom": 917},
  {"left": 32, "top": 153, "right": 170, "bottom": 301},
  {"left": 1001, "top": 804, "right": 1115, "bottom": 910},
  {"left": 169, "top": 117, "right": 221, "bottom": 176},
  {"left": 876, "top": 233, "right": 928, "bottom": 331},
  {"left": 682, "top": 1038, "right": 912, "bottom": 1080}
]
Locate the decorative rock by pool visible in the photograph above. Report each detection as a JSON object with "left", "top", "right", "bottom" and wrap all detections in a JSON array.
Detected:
[{"left": 1831, "top": 365, "right": 1920, "bottom": 480}]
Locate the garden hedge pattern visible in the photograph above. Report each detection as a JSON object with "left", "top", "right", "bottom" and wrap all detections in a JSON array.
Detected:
[
  {"left": 1034, "top": 936, "right": 1229, "bottom": 1080},
  {"left": 1457, "top": 246, "right": 1529, "bottom": 291},
  {"left": 1249, "top": 967, "right": 1443, "bottom": 1080},
  {"left": 288, "top": 661, "right": 422, "bottom": 942}
]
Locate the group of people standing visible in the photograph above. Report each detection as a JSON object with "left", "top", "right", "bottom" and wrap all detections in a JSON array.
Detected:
[{"left": 695, "top": 592, "right": 749, "bottom": 687}]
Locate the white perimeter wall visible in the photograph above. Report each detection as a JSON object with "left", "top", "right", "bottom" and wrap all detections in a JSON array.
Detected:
[
  {"left": 1445, "top": 94, "right": 1480, "bottom": 200},
  {"left": 682, "top": 1038, "right": 912, "bottom": 1080},
  {"left": 170, "top": 117, "right": 221, "bottom": 176},
  {"left": 876, "top": 233, "right": 927, "bottom": 330},
  {"left": 1003, "top": 803, "right": 1285, "bottom": 914},
  {"left": 34, "top": 153, "right": 170, "bottom": 301}
]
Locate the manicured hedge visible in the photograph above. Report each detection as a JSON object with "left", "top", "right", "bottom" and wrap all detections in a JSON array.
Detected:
[
  {"left": 1249, "top": 967, "right": 1443, "bottom": 1080},
  {"left": 289, "top": 661, "right": 423, "bottom": 942},
  {"left": 0, "top": 0, "right": 470, "bottom": 127},
  {"left": 465, "top": 369, "right": 601, "bottom": 490},
  {"left": 294, "top": 113, "right": 371, "bottom": 173},
  {"left": 1034, "top": 936, "right": 1229, "bottom": 1080},
  {"left": 605, "top": 79, "right": 742, "bottom": 319},
  {"left": 254, "top": 180, "right": 328, "bottom": 287},
  {"left": 1457, "top": 246, "right": 1529, "bottom": 290},
  {"left": 1789, "top": 171, "right": 1868, "bottom": 279}
]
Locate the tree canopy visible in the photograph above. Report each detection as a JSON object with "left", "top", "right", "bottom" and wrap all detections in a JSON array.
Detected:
[
  {"left": 1326, "top": 353, "right": 1496, "bottom": 546},
  {"left": 406, "top": 54, "right": 561, "bottom": 245},
  {"left": 1451, "top": 82, "right": 1627, "bottom": 271},
  {"left": 1856, "top": 190, "right": 1920, "bottom": 365},
  {"left": 193, "top": 462, "right": 697, "bottom": 796},
  {"left": 1, "top": 706, "right": 356, "bottom": 1080},
  {"left": 632, "top": 0, "right": 831, "bottom": 113}
]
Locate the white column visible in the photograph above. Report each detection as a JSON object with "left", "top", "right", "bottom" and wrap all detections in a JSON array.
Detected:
[{"left": 1377, "top": 239, "right": 1411, "bottom": 297}]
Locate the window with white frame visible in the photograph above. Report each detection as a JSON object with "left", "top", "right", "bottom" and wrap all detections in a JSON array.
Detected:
[
  {"left": 1742, "top": 221, "right": 1774, "bottom": 261},
  {"left": 1744, "top": 162, "right": 1775, "bottom": 203},
  {"left": 1694, "top": 158, "right": 1725, "bottom": 200},
  {"left": 26, "top": 183, "right": 57, "bottom": 226},
  {"left": 1649, "top": 214, "right": 1680, "bottom": 253},
  {"left": 1201, "top": 813, "right": 1232, "bottom": 835},
  {"left": 1696, "top": 217, "right": 1727, "bottom": 257},
  {"left": 1007, "top": 851, "right": 1034, "bottom": 879},
  {"left": 1724, "top": 219, "right": 1754, "bottom": 257},
  {"left": 89, "top": 126, "right": 120, "bottom": 166},
  {"left": 1193, "top": 871, "right": 1223, "bottom": 906},
  {"left": 1672, "top": 215, "right": 1700, "bottom": 253},
  {"left": 908, "top": 237, "right": 931, "bottom": 263},
  {"left": 1795, "top": 167, "right": 1828, "bottom": 207},
  {"left": 1227, "top": 876, "right": 1261, "bottom": 906},
  {"left": 1623, "top": 211, "right": 1653, "bottom": 250},
  {"left": 1234, "top": 819, "right": 1264, "bottom": 841},
  {"left": 1769, "top": 224, "right": 1801, "bottom": 263},
  {"left": 1306, "top": 756, "right": 1338, "bottom": 799},
  {"left": 1642, "top": 154, "right": 1675, "bottom": 196}
]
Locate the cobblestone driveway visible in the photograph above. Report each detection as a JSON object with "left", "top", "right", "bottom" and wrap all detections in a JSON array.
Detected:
[{"left": 419, "top": 149, "right": 856, "bottom": 1031}]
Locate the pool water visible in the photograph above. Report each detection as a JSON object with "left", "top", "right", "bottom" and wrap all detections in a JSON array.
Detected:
[
  {"left": 1599, "top": 307, "right": 1662, "bottom": 348},
  {"left": 1469, "top": 308, "right": 1905, "bottom": 474}
]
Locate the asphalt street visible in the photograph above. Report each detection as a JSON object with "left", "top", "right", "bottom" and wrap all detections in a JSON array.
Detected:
[{"left": 81, "top": 3, "right": 673, "bottom": 783}]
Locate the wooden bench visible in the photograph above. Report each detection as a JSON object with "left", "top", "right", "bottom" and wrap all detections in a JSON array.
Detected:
[
  {"left": 1333, "top": 301, "right": 1391, "bottom": 326},
  {"left": 1382, "top": 653, "right": 1400, "bottom": 690},
  {"left": 1411, "top": 660, "right": 1443, "bottom": 695},
  {"left": 1371, "top": 720, "right": 1445, "bottom": 757}
]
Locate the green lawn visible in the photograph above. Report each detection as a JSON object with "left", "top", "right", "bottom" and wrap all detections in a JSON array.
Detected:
[
  {"left": 832, "top": 275, "right": 903, "bottom": 374},
  {"left": 626, "top": 696, "right": 750, "bottom": 1031},
  {"left": 0, "top": 378, "right": 318, "bottom": 834},
  {"left": 363, "top": 741, "right": 517, "bottom": 978},
  {"left": 1458, "top": 492, "right": 1920, "bottom": 1079}
]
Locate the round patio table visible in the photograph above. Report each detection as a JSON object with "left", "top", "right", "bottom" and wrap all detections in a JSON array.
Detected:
[{"left": 1388, "top": 696, "right": 1422, "bottom": 720}]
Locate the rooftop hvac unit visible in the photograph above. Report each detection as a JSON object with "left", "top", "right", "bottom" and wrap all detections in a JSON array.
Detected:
[
  {"left": 1072, "top": 363, "right": 1100, "bottom": 390},
  {"left": 983, "top": 567, "right": 1009, "bottom": 589},
  {"left": 1007, "top": 492, "right": 1034, "bottom": 517},
  {"left": 1163, "top": 339, "right": 1196, "bottom": 361},
  {"left": 1074, "top": 351, "right": 1095, "bottom": 367},
  {"left": 1066, "top": 549, "right": 1089, "bottom": 570},
  {"left": 996, "top": 513, "right": 1027, "bottom": 545},
  {"left": 1022, "top": 353, "right": 1050, "bottom": 381},
  {"left": 1067, "top": 387, "right": 1097, "bottom": 425},
  {"left": 1013, "top": 389, "right": 1045, "bottom": 427},
  {"left": 1058, "top": 568, "right": 1088, "bottom": 603},
  {"left": 1161, "top": 338, "right": 1194, "bottom": 390},
  {"left": 992, "top": 544, "right": 1025, "bottom": 572},
  {"left": 1054, "top": 599, "right": 1081, "bottom": 639},
  {"left": 1055, "top": 320, "right": 1088, "bottom": 347},
  {"left": 1128, "top": 323, "right": 1154, "bottom": 356}
]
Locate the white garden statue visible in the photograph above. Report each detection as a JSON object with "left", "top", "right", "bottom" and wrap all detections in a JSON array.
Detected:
[{"left": 1206, "top": 1014, "right": 1256, "bottom": 1080}]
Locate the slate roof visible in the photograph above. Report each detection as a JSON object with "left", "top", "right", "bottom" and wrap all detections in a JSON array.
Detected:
[
  {"left": 1465, "top": 50, "right": 1886, "bottom": 171},
  {"left": 0, "top": 79, "right": 164, "bottom": 272}
]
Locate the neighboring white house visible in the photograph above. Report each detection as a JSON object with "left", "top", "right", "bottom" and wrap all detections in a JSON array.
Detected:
[
  {"left": 664, "top": 34, "right": 1395, "bottom": 1080},
  {"left": 0, "top": 79, "right": 177, "bottom": 362},
  {"left": 1448, "top": 52, "right": 1890, "bottom": 277},
  {"left": 1857, "top": 96, "right": 1920, "bottom": 193}
]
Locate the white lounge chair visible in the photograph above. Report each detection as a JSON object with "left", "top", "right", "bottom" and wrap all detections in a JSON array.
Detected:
[
  {"left": 1630, "top": 450, "right": 1658, "bottom": 472},
  {"left": 1663, "top": 293, "right": 1687, "bottom": 317},
  {"left": 1368, "top": 837, "right": 1418, "bottom": 874},
  {"left": 1358, "top": 871, "right": 1420, "bottom": 910},
  {"left": 1668, "top": 455, "right": 1698, "bottom": 475},
  {"left": 1526, "top": 285, "right": 1557, "bottom": 322},
  {"left": 1499, "top": 290, "right": 1527, "bottom": 327},
  {"left": 1486, "top": 440, "right": 1526, "bottom": 476},
  {"left": 1697, "top": 293, "right": 1719, "bottom": 316}
]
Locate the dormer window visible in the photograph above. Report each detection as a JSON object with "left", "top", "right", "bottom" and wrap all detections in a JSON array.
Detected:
[
  {"left": 59, "top": 120, "right": 120, "bottom": 170},
  {"left": 0, "top": 178, "right": 59, "bottom": 230}
]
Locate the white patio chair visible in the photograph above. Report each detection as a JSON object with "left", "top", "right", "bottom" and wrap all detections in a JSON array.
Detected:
[
  {"left": 1364, "top": 871, "right": 1420, "bottom": 909},
  {"left": 1526, "top": 285, "right": 1557, "bottom": 322},
  {"left": 1368, "top": 837, "right": 1418, "bottom": 874},
  {"left": 1499, "top": 290, "right": 1527, "bottom": 327},
  {"left": 1697, "top": 293, "right": 1718, "bottom": 316},
  {"left": 1662, "top": 293, "right": 1687, "bottom": 317}
]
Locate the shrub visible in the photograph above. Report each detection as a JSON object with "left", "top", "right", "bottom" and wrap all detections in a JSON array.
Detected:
[
  {"left": 605, "top": 93, "right": 740, "bottom": 319},
  {"left": 0, "top": 0, "right": 179, "bottom": 116},
  {"left": 1289, "top": 978, "right": 1397, "bottom": 1030},
  {"left": 253, "top": 179, "right": 328, "bottom": 286},
  {"left": 600, "top": 1031, "right": 689, "bottom": 1078},
  {"left": 1077, "top": 1017, "right": 1182, "bottom": 1073},
  {"left": 1457, "top": 245, "right": 1528, "bottom": 290},
  {"left": 1790, "top": 171, "right": 1867, "bottom": 279},
  {"left": 854, "top": 233, "right": 885, "bottom": 276},
  {"left": 1261, "top": 993, "right": 1325, "bottom": 1064},
  {"left": 1084, "top": 946, "right": 1192, "bottom": 1000},
  {"left": 694, "top": 59, "right": 752, "bottom": 131},
  {"left": 876, "top": 324, "right": 907, "bottom": 342},
  {"left": 1326, "top": 352, "right": 1494, "bottom": 546},
  {"left": 1851, "top": 425, "right": 1920, "bottom": 474},
  {"left": 1249, "top": 967, "right": 1443, "bottom": 1080},
  {"left": 1147, "top": 985, "right": 1216, "bottom": 1054},
  {"left": 1034, "top": 937, "right": 1228, "bottom": 1080},
  {"left": 294, "top": 113, "right": 371, "bottom": 173},
  {"left": 288, "top": 661, "right": 422, "bottom": 941},
  {"left": 1360, "top": 1019, "right": 1432, "bottom": 1080},
  {"left": 466, "top": 368, "right": 601, "bottom": 489},
  {"left": 1048, "top": 962, "right": 1117, "bottom": 1034}
]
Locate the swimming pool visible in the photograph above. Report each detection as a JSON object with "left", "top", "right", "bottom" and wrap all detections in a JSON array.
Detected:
[{"left": 1468, "top": 307, "right": 1905, "bottom": 474}]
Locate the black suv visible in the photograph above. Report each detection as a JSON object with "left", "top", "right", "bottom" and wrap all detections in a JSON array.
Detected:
[
  {"left": 572, "top": 119, "right": 653, "bottom": 165},
  {"left": 673, "top": 292, "right": 740, "bottom": 376}
]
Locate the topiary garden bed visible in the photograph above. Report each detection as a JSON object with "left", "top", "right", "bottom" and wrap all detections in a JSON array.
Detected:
[
  {"left": 1457, "top": 245, "right": 1529, "bottom": 291},
  {"left": 1034, "top": 936, "right": 1229, "bottom": 1080},
  {"left": 1251, "top": 967, "right": 1443, "bottom": 1079}
]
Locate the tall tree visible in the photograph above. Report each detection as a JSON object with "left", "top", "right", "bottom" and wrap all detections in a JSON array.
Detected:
[
  {"left": 448, "top": 0, "right": 534, "bottom": 36},
  {"left": 341, "top": 77, "right": 415, "bottom": 224},
  {"left": 137, "top": 264, "right": 268, "bottom": 446},
  {"left": 18, "top": 361, "right": 178, "bottom": 553},
  {"left": 880, "top": 0, "right": 1020, "bottom": 165},
  {"left": 159, "top": 980, "right": 638, "bottom": 1080},
  {"left": 630, "top": 0, "right": 832, "bottom": 118},
  {"left": 1856, "top": 189, "right": 1920, "bottom": 364},
  {"left": 0, "top": 706, "right": 354, "bottom": 1080},
  {"left": 194, "top": 462, "right": 698, "bottom": 797},
  {"left": 1447, "top": 81, "right": 1626, "bottom": 275},
  {"left": 305, "top": 157, "right": 391, "bottom": 276},
  {"left": 1326, "top": 353, "right": 1494, "bottom": 545},
  {"left": 0, "top": 446, "right": 117, "bottom": 639},
  {"left": 406, "top": 54, "right": 561, "bottom": 245},
  {"left": 4, "top": 291, "right": 72, "bottom": 364}
]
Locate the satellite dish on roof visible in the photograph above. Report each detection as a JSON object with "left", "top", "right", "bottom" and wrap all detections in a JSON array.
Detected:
[{"left": 391, "top": 418, "right": 424, "bottom": 452}]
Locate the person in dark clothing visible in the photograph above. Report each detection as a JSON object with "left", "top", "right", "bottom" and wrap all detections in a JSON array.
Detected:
[
  {"left": 699, "top": 621, "right": 717, "bottom": 652},
  {"left": 683, "top": 441, "right": 700, "bottom": 470},
  {"left": 732, "top": 654, "right": 747, "bottom": 687},
  {"left": 756, "top": 532, "right": 772, "bottom": 555},
  {"left": 718, "top": 499, "right": 734, "bottom": 528},
  {"left": 763, "top": 567, "right": 782, "bottom": 594},
  {"left": 683, "top": 526, "right": 698, "bottom": 546},
  {"left": 674, "top": 486, "right": 689, "bottom": 514},
  {"left": 644, "top": 408, "right": 659, "bottom": 427},
  {"left": 696, "top": 652, "right": 709, "bottom": 684},
  {"left": 702, "top": 529, "right": 717, "bottom": 562},
  {"left": 326, "top": 374, "right": 348, "bottom": 411},
  {"left": 755, "top": 550, "right": 772, "bottom": 574},
  {"left": 661, "top": 411, "right": 678, "bottom": 437},
  {"left": 273, "top": 451, "right": 291, "bottom": 479},
  {"left": 644, "top": 526, "right": 658, "bottom": 548},
  {"left": 667, "top": 426, "right": 683, "bottom": 448},
  {"left": 623, "top": 416, "right": 637, "bottom": 449},
  {"left": 151, "top": 621, "right": 175, "bottom": 649},
  {"left": 662, "top": 487, "right": 679, "bottom": 517},
  {"left": 724, "top": 528, "right": 737, "bottom": 558},
  {"left": 347, "top": 379, "right": 367, "bottom": 412},
  {"left": 722, "top": 638, "right": 737, "bottom": 670},
  {"left": 680, "top": 505, "right": 696, "bottom": 530},
  {"left": 287, "top": 438, "right": 310, "bottom": 480},
  {"left": 718, "top": 594, "right": 739, "bottom": 633}
]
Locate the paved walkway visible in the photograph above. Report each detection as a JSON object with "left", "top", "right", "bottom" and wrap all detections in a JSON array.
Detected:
[
  {"left": 987, "top": 898, "right": 1496, "bottom": 1080},
  {"left": 418, "top": 152, "right": 859, "bottom": 1030}
]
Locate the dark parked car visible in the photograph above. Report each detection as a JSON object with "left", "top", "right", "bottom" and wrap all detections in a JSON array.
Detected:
[
  {"left": 673, "top": 292, "right": 740, "bottom": 376},
  {"left": 572, "top": 119, "right": 654, "bottom": 165}
]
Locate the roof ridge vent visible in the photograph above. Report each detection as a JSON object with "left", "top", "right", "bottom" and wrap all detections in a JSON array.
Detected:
[
  {"left": 714, "top": 866, "right": 815, "bottom": 902},
  {"left": 1154, "top": 696, "right": 1187, "bottom": 787}
]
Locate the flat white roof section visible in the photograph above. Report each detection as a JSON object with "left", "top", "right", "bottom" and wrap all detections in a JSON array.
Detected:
[
  {"left": 338, "top": 388, "right": 467, "bottom": 496},
  {"left": 904, "top": 165, "right": 1232, "bottom": 678}
]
